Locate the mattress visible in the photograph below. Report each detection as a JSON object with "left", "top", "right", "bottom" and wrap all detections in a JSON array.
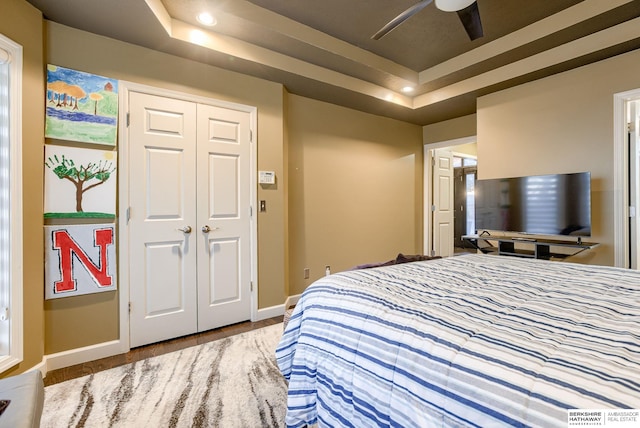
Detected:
[{"left": 275, "top": 254, "right": 640, "bottom": 427}]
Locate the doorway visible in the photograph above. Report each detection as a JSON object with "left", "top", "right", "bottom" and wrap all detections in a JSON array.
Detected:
[
  {"left": 614, "top": 89, "right": 640, "bottom": 269},
  {"left": 629, "top": 98, "right": 640, "bottom": 269},
  {"left": 119, "top": 83, "right": 257, "bottom": 348},
  {"left": 453, "top": 156, "right": 477, "bottom": 253},
  {"left": 424, "top": 137, "right": 477, "bottom": 258}
]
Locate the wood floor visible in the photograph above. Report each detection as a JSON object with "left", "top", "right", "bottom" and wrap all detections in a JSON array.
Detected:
[{"left": 44, "top": 315, "right": 284, "bottom": 387}]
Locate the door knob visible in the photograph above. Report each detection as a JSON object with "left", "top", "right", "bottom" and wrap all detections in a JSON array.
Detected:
[
  {"left": 178, "top": 226, "right": 192, "bottom": 234},
  {"left": 202, "top": 225, "right": 220, "bottom": 233}
]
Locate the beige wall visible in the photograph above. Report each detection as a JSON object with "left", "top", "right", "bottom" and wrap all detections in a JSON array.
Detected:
[
  {"left": 286, "top": 94, "right": 424, "bottom": 295},
  {"left": 423, "top": 114, "right": 477, "bottom": 144},
  {"left": 0, "top": 0, "right": 44, "bottom": 376},
  {"left": 477, "top": 48, "right": 640, "bottom": 266},
  {"left": 44, "top": 22, "right": 287, "bottom": 353},
  {"left": 453, "top": 143, "right": 477, "bottom": 157}
]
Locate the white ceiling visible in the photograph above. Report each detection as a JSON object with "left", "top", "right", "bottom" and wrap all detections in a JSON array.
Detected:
[{"left": 24, "top": 0, "right": 640, "bottom": 125}]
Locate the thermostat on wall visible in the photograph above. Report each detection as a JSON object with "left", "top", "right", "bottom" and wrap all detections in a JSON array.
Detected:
[{"left": 259, "top": 171, "right": 276, "bottom": 184}]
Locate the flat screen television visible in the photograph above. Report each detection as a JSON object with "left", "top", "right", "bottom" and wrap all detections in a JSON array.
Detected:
[{"left": 474, "top": 172, "right": 591, "bottom": 237}]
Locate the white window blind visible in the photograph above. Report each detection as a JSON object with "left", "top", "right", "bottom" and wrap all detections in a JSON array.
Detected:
[
  {"left": 0, "top": 34, "right": 23, "bottom": 372},
  {"left": 0, "top": 47, "right": 11, "bottom": 356}
]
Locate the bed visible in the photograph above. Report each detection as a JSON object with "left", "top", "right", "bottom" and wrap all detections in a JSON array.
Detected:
[{"left": 275, "top": 254, "right": 640, "bottom": 427}]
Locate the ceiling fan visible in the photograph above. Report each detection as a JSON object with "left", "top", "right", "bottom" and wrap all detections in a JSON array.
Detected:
[{"left": 371, "top": 0, "right": 483, "bottom": 41}]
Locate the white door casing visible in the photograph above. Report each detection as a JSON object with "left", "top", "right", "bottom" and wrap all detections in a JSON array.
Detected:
[
  {"left": 128, "top": 92, "right": 198, "bottom": 347},
  {"left": 126, "top": 89, "right": 255, "bottom": 348},
  {"left": 432, "top": 148, "right": 454, "bottom": 258},
  {"left": 614, "top": 89, "right": 640, "bottom": 268},
  {"left": 196, "top": 104, "right": 252, "bottom": 331},
  {"left": 630, "top": 100, "right": 640, "bottom": 269}
]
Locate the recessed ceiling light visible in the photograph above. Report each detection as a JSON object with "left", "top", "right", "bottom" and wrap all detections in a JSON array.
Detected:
[
  {"left": 197, "top": 12, "right": 216, "bottom": 26},
  {"left": 401, "top": 86, "right": 415, "bottom": 93}
]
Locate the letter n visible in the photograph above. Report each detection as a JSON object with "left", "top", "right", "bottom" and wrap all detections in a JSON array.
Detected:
[{"left": 52, "top": 228, "right": 114, "bottom": 294}]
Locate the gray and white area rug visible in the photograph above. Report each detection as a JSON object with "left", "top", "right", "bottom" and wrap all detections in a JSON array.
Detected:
[{"left": 41, "top": 324, "right": 288, "bottom": 427}]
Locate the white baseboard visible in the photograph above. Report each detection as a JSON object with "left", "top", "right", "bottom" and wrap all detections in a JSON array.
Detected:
[
  {"left": 254, "top": 293, "right": 303, "bottom": 321},
  {"left": 43, "top": 339, "right": 128, "bottom": 374},
  {"left": 285, "top": 294, "right": 302, "bottom": 309},
  {"left": 254, "top": 303, "right": 285, "bottom": 321}
]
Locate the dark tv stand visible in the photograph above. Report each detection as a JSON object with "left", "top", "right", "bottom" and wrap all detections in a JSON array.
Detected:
[{"left": 462, "top": 234, "right": 599, "bottom": 260}]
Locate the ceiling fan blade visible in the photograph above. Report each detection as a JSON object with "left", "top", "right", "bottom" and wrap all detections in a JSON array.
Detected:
[
  {"left": 371, "top": 0, "right": 434, "bottom": 40},
  {"left": 456, "top": 1, "right": 483, "bottom": 40}
]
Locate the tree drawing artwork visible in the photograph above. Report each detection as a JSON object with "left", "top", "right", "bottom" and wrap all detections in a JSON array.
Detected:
[
  {"left": 89, "top": 93, "right": 103, "bottom": 115},
  {"left": 45, "top": 154, "right": 116, "bottom": 212},
  {"left": 47, "top": 81, "right": 87, "bottom": 110},
  {"left": 45, "top": 65, "right": 119, "bottom": 146}
]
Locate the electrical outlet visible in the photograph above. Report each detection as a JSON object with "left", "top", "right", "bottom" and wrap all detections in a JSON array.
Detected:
[
  {"left": 325, "top": 265, "right": 331, "bottom": 276},
  {"left": 303, "top": 268, "right": 310, "bottom": 279}
]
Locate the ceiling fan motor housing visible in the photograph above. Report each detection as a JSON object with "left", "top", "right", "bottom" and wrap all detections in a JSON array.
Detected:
[{"left": 435, "top": 0, "right": 476, "bottom": 12}]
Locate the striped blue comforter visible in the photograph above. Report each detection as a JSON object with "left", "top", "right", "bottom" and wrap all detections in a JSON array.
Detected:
[{"left": 275, "top": 254, "right": 640, "bottom": 427}]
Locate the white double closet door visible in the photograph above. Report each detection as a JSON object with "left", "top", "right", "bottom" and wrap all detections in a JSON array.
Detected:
[{"left": 127, "top": 91, "right": 252, "bottom": 348}]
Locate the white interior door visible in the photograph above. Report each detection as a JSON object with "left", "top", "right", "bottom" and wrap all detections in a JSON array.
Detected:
[
  {"left": 432, "top": 148, "right": 454, "bottom": 257},
  {"left": 128, "top": 92, "right": 198, "bottom": 347},
  {"left": 196, "top": 104, "right": 252, "bottom": 331}
]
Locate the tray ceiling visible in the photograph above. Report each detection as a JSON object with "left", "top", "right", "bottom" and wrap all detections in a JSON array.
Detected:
[{"left": 25, "top": 0, "right": 640, "bottom": 125}]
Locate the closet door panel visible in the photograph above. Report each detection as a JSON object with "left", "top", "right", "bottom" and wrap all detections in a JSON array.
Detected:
[{"left": 128, "top": 92, "right": 198, "bottom": 348}]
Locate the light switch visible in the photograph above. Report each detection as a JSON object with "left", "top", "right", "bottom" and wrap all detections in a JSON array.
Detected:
[{"left": 260, "top": 200, "right": 266, "bottom": 212}]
